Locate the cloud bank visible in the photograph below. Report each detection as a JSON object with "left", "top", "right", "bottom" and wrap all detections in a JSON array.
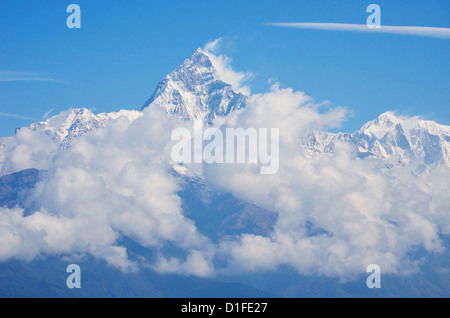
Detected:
[
  {"left": 0, "top": 49, "right": 449, "bottom": 279},
  {"left": 0, "top": 108, "right": 215, "bottom": 276},
  {"left": 203, "top": 85, "right": 448, "bottom": 277}
]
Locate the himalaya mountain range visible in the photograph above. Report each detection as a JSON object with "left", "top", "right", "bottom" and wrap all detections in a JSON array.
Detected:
[
  {"left": 0, "top": 48, "right": 449, "bottom": 297},
  {"left": 2, "top": 49, "right": 449, "bottom": 173}
]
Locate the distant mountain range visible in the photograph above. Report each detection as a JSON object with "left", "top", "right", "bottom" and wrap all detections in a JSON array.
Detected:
[
  {"left": 304, "top": 111, "right": 450, "bottom": 171},
  {"left": 0, "top": 48, "right": 449, "bottom": 297},
  {"left": 1, "top": 48, "right": 449, "bottom": 174}
]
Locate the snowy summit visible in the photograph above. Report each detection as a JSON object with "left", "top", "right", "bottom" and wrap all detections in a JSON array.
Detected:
[{"left": 141, "top": 48, "right": 247, "bottom": 123}]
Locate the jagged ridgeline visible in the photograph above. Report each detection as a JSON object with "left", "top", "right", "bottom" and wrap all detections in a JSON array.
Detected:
[
  {"left": 141, "top": 48, "right": 246, "bottom": 123},
  {"left": 0, "top": 48, "right": 449, "bottom": 298},
  {"left": 1, "top": 49, "right": 449, "bottom": 173}
]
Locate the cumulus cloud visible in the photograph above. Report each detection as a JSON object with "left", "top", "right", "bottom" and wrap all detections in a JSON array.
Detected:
[
  {"left": 0, "top": 108, "right": 212, "bottom": 272},
  {"left": 203, "top": 84, "right": 448, "bottom": 279},
  {"left": 0, "top": 206, "right": 136, "bottom": 271},
  {"left": 0, "top": 46, "right": 448, "bottom": 280},
  {"left": 0, "top": 127, "right": 59, "bottom": 173},
  {"left": 153, "top": 249, "right": 215, "bottom": 278}
]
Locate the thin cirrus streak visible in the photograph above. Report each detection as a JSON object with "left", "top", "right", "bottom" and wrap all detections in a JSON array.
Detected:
[
  {"left": 267, "top": 23, "right": 450, "bottom": 39},
  {"left": 0, "top": 112, "right": 38, "bottom": 121},
  {"left": 0, "top": 71, "right": 66, "bottom": 84}
]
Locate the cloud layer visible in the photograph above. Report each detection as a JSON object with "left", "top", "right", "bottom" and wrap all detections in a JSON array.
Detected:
[
  {"left": 0, "top": 108, "right": 215, "bottom": 276},
  {"left": 0, "top": 48, "right": 449, "bottom": 279},
  {"left": 203, "top": 85, "right": 448, "bottom": 277}
]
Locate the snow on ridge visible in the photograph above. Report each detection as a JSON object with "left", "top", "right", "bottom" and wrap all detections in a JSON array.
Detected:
[
  {"left": 1, "top": 49, "right": 449, "bottom": 174},
  {"left": 27, "top": 108, "right": 143, "bottom": 146},
  {"left": 305, "top": 111, "right": 450, "bottom": 169},
  {"left": 141, "top": 48, "right": 246, "bottom": 123}
]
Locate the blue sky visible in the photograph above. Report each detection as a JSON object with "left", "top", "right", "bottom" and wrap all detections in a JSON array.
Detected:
[{"left": 0, "top": 0, "right": 449, "bottom": 136}]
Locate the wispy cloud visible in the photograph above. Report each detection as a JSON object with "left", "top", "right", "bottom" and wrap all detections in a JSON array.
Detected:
[
  {"left": 267, "top": 23, "right": 450, "bottom": 39},
  {"left": 0, "top": 71, "right": 67, "bottom": 84},
  {"left": 0, "top": 112, "right": 38, "bottom": 121},
  {"left": 42, "top": 108, "right": 55, "bottom": 119},
  {"left": 203, "top": 38, "right": 253, "bottom": 95}
]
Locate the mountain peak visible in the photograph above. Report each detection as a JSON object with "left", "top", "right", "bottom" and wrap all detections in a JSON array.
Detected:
[
  {"left": 141, "top": 49, "right": 246, "bottom": 123},
  {"left": 190, "top": 48, "right": 212, "bottom": 66},
  {"left": 356, "top": 111, "right": 403, "bottom": 139},
  {"left": 376, "top": 111, "right": 399, "bottom": 123}
]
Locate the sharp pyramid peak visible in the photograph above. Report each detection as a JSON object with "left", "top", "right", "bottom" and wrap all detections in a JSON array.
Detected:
[
  {"left": 193, "top": 47, "right": 208, "bottom": 56},
  {"left": 180, "top": 48, "right": 214, "bottom": 70},
  {"left": 376, "top": 111, "right": 401, "bottom": 123},
  {"left": 141, "top": 48, "right": 246, "bottom": 121}
]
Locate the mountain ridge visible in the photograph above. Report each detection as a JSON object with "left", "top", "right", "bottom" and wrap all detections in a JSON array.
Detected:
[
  {"left": 304, "top": 111, "right": 450, "bottom": 170},
  {"left": 27, "top": 108, "right": 142, "bottom": 147},
  {"left": 141, "top": 48, "right": 247, "bottom": 123},
  {"left": 1, "top": 49, "right": 449, "bottom": 173},
  {"left": 0, "top": 49, "right": 449, "bottom": 298}
]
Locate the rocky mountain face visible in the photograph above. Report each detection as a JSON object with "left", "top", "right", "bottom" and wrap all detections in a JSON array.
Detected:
[
  {"left": 27, "top": 108, "right": 142, "bottom": 147},
  {"left": 141, "top": 48, "right": 246, "bottom": 123}
]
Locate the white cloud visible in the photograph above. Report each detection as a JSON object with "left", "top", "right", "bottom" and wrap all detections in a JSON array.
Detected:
[
  {"left": 0, "top": 207, "right": 44, "bottom": 261},
  {"left": 0, "top": 112, "right": 38, "bottom": 121},
  {"left": 0, "top": 108, "right": 212, "bottom": 272},
  {"left": 204, "top": 38, "right": 252, "bottom": 95},
  {"left": 204, "top": 38, "right": 222, "bottom": 53},
  {"left": 1, "top": 127, "right": 59, "bottom": 173},
  {"left": 0, "top": 48, "right": 448, "bottom": 280},
  {"left": 153, "top": 250, "right": 215, "bottom": 278},
  {"left": 0, "top": 71, "right": 66, "bottom": 84},
  {"left": 203, "top": 85, "right": 447, "bottom": 278},
  {"left": 42, "top": 108, "right": 54, "bottom": 120},
  {"left": 267, "top": 23, "right": 450, "bottom": 39}
]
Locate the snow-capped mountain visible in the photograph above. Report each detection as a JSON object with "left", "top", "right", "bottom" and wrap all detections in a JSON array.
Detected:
[
  {"left": 1, "top": 49, "right": 449, "bottom": 174},
  {"left": 141, "top": 48, "right": 246, "bottom": 123},
  {"left": 27, "top": 108, "right": 142, "bottom": 147},
  {"left": 0, "top": 140, "right": 5, "bottom": 171},
  {"left": 304, "top": 111, "right": 450, "bottom": 170},
  {"left": 0, "top": 108, "right": 143, "bottom": 173}
]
